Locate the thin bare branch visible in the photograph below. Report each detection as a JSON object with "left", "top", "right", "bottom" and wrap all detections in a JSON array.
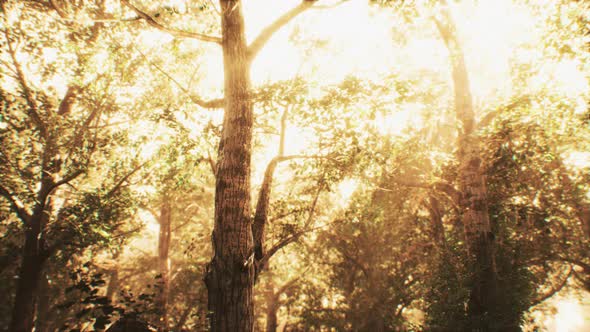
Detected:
[
  {"left": 120, "top": 0, "right": 221, "bottom": 43},
  {"left": 131, "top": 43, "right": 224, "bottom": 109},
  {"left": 48, "top": 170, "right": 85, "bottom": 194},
  {"left": 106, "top": 161, "right": 149, "bottom": 198}
]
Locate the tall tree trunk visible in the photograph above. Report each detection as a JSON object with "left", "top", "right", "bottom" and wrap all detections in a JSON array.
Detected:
[
  {"left": 427, "top": 195, "right": 446, "bottom": 251},
  {"left": 434, "top": 3, "right": 498, "bottom": 328},
  {"left": 205, "top": 1, "right": 255, "bottom": 331},
  {"left": 265, "top": 278, "right": 279, "bottom": 332},
  {"left": 157, "top": 199, "right": 172, "bottom": 331},
  {"left": 10, "top": 216, "right": 45, "bottom": 332},
  {"left": 264, "top": 273, "right": 301, "bottom": 332},
  {"left": 34, "top": 270, "right": 51, "bottom": 332}
]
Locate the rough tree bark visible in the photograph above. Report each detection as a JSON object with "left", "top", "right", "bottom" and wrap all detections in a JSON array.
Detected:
[
  {"left": 204, "top": 1, "right": 320, "bottom": 330},
  {"left": 10, "top": 216, "right": 48, "bottom": 332},
  {"left": 205, "top": 1, "right": 256, "bottom": 330}
]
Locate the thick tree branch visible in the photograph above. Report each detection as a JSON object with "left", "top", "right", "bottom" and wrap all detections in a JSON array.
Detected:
[
  {"left": 206, "top": 151, "right": 217, "bottom": 177},
  {"left": 253, "top": 157, "right": 281, "bottom": 262},
  {"left": 120, "top": 0, "right": 222, "bottom": 43},
  {"left": 275, "top": 274, "right": 303, "bottom": 300},
  {"left": 247, "top": 0, "right": 349, "bottom": 62},
  {"left": 253, "top": 154, "right": 328, "bottom": 264},
  {"left": 278, "top": 104, "right": 291, "bottom": 156},
  {"left": 47, "top": 0, "right": 68, "bottom": 19},
  {"left": 57, "top": 86, "right": 80, "bottom": 116},
  {"left": 190, "top": 95, "right": 225, "bottom": 109},
  {"left": 253, "top": 102, "right": 321, "bottom": 264},
  {"left": 0, "top": 185, "right": 30, "bottom": 224},
  {"left": 258, "top": 228, "right": 306, "bottom": 271},
  {"left": 247, "top": 1, "right": 315, "bottom": 62}
]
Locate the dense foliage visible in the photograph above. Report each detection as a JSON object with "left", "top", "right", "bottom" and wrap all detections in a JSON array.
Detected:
[{"left": 1, "top": 0, "right": 589, "bottom": 331}]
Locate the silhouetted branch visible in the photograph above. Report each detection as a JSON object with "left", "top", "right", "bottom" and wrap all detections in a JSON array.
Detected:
[
  {"left": 120, "top": 0, "right": 222, "bottom": 43},
  {"left": 48, "top": 170, "right": 85, "bottom": 194},
  {"left": 529, "top": 265, "right": 573, "bottom": 308}
]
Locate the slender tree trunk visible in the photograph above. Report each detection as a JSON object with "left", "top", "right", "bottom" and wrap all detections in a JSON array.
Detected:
[
  {"left": 205, "top": 1, "right": 255, "bottom": 331},
  {"left": 265, "top": 279, "right": 279, "bottom": 332},
  {"left": 10, "top": 217, "right": 45, "bottom": 332},
  {"left": 427, "top": 195, "right": 445, "bottom": 251},
  {"left": 106, "top": 249, "right": 121, "bottom": 302},
  {"left": 106, "top": 268, "right": 119, "bottom": 301},
  {"left": 157, "top": 199, "right": 172, "bottom": 331}
]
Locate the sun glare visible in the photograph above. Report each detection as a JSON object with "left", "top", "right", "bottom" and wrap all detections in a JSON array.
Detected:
[
  {"left": 547, "top": 299, "right": 586, "bottom": 332},
  {"left": 338, "top": 178, "right": 359, "bottom": 204},
  {"left": 247, "top": 0, "right": 396, "bottom": 84}
]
